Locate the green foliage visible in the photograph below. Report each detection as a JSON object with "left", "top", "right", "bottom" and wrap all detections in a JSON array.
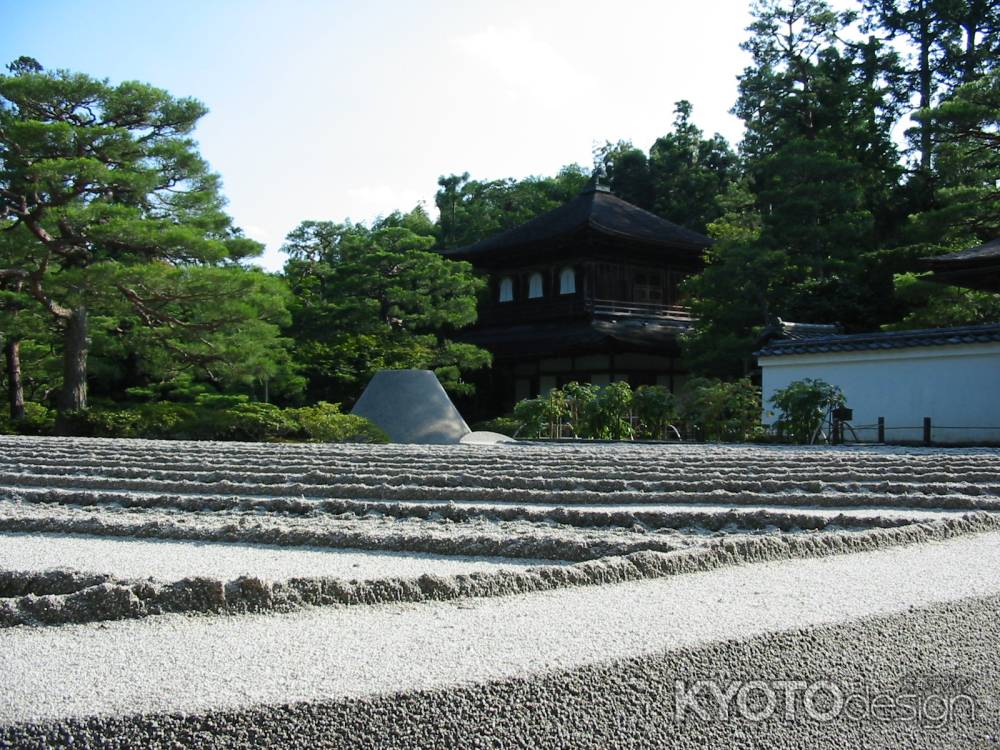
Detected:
[
  {"left": 511, "top": 390, "right": 569, "bottom": 439},
  {"left": 769, "top": 378, "right": 846, "bottom": 443},
  {"left": 586, "top": 381, "right": 634, "bottom": 440},
  {"left": 435, "top": 167, "right": 589, "bottom": 249},
  {"left": 508, "top": 380, "right": 761, "bottom": 442},
  {"left": 593, "top": 141, "right": 654, "bottom": 209},
  {"left": 82, "top": 409, "right": 144, "bottom": 439},
  {"left": 561, "top": 381, "right": 600, "bottom": 438},
  {"left": 289, "top": 402, "right": 389, "bottom": 443},
  {"left": 216, "top": 402, "right": 298, "bottom": 442},
  {"left": 282, "top": 215, "right": 490, "bottom": 405},
  {"left": 632, "top": 385, "right": 679, "bottom": 440},
  {"left": 678, "top": 378, "right": 763, "bottom": 443},
  {"left": 909, "top": 69, "right": 1000, "bottom": 243},
  {"left": 0, "top": 402, "right": 55, "bottom": 435},
  {"left": 26, "top": 397, "right": 386, "bottom": 443},
  {"left": 887, "top": 272, "right": 1000, "bottom": 329},
  {"left": 683, "top": 0, "right": 910, "bottom": 377},
  {"left": 862, "top": 0, "right": 999, "bottom": 173},
  {"left": 509, "top": 382, "right": 630, "bottom": 440},
  {"left": 510, "top": 397, "right": 547, "bottom": 439},
  {"left": 193, "top": 393, "right": 249, "bottom": 410},
  {"left": 106, "top": 264, "right": 302, "bottom": 398},
  {"left": 0, "top": 61, "right": 296, "bottom": 416},
  {"left": 131, "top": 402, "right": 198, "bottom": 439},
  {"left": 595, "top": 102, "right": 741, "bottom": 233}
]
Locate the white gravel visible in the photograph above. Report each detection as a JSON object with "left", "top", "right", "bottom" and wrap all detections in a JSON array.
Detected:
[
  {"left": 0, "top": 532, "right": 555, "bottom": 582},
  {"left": 3, "top": 529, "right": 1000, "bottom": 724},
  {"left": 374, "top": 498, "right": 962, "bottom": 521}
]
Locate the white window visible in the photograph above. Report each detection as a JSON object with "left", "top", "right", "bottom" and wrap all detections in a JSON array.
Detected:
[
  {"left": 498, "top": 276, "right": 513, "bottom": 303},
  {"left": 528, "top": 272, "right": 544, "bottom": 299},
  {"left": 559, "top": 267, "right": 576, "bottom": 294}
]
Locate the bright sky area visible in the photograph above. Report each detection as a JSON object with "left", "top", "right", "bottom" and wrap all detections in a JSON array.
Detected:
[{"left": 3, "top": 1, "right": 757, "bottom": 271}]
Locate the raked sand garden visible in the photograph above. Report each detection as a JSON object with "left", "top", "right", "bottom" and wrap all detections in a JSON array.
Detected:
[{"left": 1, "top": 435, "right": 999, "bottom": 748}]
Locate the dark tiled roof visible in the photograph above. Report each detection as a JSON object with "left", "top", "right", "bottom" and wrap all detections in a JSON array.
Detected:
[
  {"left": 756, "top": 322, "right": 1000, "bottom": 357},
  {"left": 441, "top": 185, "right": 713, "bottom": 258},
  {"left": 755, "top": 318, "right": 843, "bottom": 348},
  {"left": 773, "top": 320, "right": 843, "bottom": 340},
  {"left": 923, "top": 237, "right": 1000, "bottom": 266}
]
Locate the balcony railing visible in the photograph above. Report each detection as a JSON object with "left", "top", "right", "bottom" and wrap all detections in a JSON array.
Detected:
[
  {"left": 587, "top": 298, "right": 694, "bottom": 322},
  {"left": 476, "top": 295, "right": 694, "bottom": 326}
]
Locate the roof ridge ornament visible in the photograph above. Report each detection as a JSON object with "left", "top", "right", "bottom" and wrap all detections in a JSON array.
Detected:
[{"left": 583, "top": 171, "right": 612, "bottom": 194}]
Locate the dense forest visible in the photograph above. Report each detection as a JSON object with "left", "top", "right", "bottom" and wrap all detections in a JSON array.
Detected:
[{"left": 1, "top": 0, "right": 997, "bottom": 434}]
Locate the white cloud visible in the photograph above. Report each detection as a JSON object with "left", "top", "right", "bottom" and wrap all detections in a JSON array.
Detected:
[
  {"left": 242, "top": 223, "right": 273, "bottom": 245},
  {"left": 453, "top": 26, "right": 592, "bottom": 102},
  {"left": 250, "top": 245, "right": 287, "bottom": 274},
  {"left": 345, "top": 185, "right": 432, "bottom": 220}
]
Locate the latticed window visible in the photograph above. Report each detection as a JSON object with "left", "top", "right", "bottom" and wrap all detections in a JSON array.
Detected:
[
  {"left": 559, "top": 267, "right": 576, "bottom": 294},
  {"left": 528, "top": 272, "right": 544, "bottom": 299},
  {"left": 498, "top": 276, "right": 513, "bottom": 303}
]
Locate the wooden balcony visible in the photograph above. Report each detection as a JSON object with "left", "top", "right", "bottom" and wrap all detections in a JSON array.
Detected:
[
  {"left": 587, "top": 298, "right": 694, "bottom": 322},
  {"left": 476, "top": 295, "right": 693, "bottom": 327}
]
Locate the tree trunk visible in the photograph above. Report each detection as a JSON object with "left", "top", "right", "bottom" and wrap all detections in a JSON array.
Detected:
[
  {"left": 59, "top": 306, "right": 89, "bottom": 414},
  {"left": 918, "top": 2, "right": 933, "bottom": 172},
  {"left": 4, "top": 338, "right": 25, "bottom": 421}
]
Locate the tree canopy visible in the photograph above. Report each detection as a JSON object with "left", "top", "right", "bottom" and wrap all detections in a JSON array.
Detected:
[
  {"left": 282, "top": 210, "right": 490, "bottom": 405},
  {"left": 0, "top": 59, "right": 295, "bottom": 421},
  {"left": 681, "top": 0, "right": 998, "bottom": 377}
]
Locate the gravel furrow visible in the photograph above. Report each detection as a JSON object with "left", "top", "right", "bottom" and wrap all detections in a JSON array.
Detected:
[
  {"left": 4, "top": 465, "right": 1000, "bottom": 498},
  {"left": 0, "top": 457, "right": 1000, "bottom": 494},
  {"left": 1, "top": 486, "right": 943, "bottom": 533},
  {"left": 4, "top": 474, "right": 999, "bottom": 510},
  {"left": 0, "top": 531, "right": 555, "bottom": 585},
  {"left": 3, "top": 526, "right": 1000, "bottom": 725}
]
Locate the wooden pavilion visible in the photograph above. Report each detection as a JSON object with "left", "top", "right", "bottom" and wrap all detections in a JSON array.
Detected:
[
  {"left": 440, "top": 182, "right": 712, "bottom": 416},
  {"left": 923, "top": 237, "right": 1000, "bottom": 293}
]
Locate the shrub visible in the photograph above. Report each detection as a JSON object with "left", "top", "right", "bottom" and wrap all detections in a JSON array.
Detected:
[
  {"left": 217, "top": 402, "right": 298, "bottom": 442},
  {"left": 0, "top": 395, "right": 386, "bottom": 443},
  {"left": 193, "top": 393, "right": 250, "bottom": 410},
  {"left": 562, "top": 381, "right": 599, "bottom": 437},
  {"left": 584, "top": 381, "right": 634, "bottom": 440},
  {"left": 289, "top": 402, "right": 389, "bottom": 443},
  {"left": 132, "top": 402, "right": 198, "bottom": 439},
  {"left": 512, "top": 396, "right": 553, "bottom": 439},
  {"left": 83, "top": 409, "right": 144, "bottom": 438},
  {"left": 0, "top": 402, "right": 56, "bottom": 436},
  {"left": 633, "top": 385, "right": 679, "bottom": 440},
  {"left": 769, "top": 378, "right": 846, "bottom": 444},
  {"left": 679, "top": 377, "right": 762, "bottom": 442}
]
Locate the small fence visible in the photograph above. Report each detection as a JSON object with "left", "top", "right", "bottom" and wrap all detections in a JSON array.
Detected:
[
  {"left": 521, "top": 415, "right": 1000, "bottom": 447},
  {"left": 834, "top": 416, "right": 1000, "bottom": 447}
]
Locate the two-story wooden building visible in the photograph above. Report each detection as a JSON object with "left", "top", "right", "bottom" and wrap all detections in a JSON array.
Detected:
[{"left": 441, "top": 182, "right": 713, "bottom": 416}]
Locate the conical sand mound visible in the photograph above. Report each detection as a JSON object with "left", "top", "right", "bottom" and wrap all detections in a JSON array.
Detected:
[{"left": 351, "top": 370, "right": 471, "bottom": 445}]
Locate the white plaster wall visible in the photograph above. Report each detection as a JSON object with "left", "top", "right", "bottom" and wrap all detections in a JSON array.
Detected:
[{"left": 759, "top": 342, "right": 1000, "bottom": 444}]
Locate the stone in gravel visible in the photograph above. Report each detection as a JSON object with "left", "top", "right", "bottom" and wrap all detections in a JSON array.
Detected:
[
  {"left": 351, "top": 370, "right": 470, "bottom": 444},
  {"left": 459, "top": 431, "right": 516, "bottom": 445}
]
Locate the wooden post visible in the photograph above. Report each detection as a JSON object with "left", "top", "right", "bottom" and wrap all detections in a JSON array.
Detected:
[
  {"left": 877, "top": 417, "right": 885, "bottom": 443},
  {"left": 923, "top": 417, "right": 932, "bottom": 446}
]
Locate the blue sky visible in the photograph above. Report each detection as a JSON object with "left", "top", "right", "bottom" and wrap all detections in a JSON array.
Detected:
[{"left": 3, "top": 1, "right": 756, "bottom": 270}]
